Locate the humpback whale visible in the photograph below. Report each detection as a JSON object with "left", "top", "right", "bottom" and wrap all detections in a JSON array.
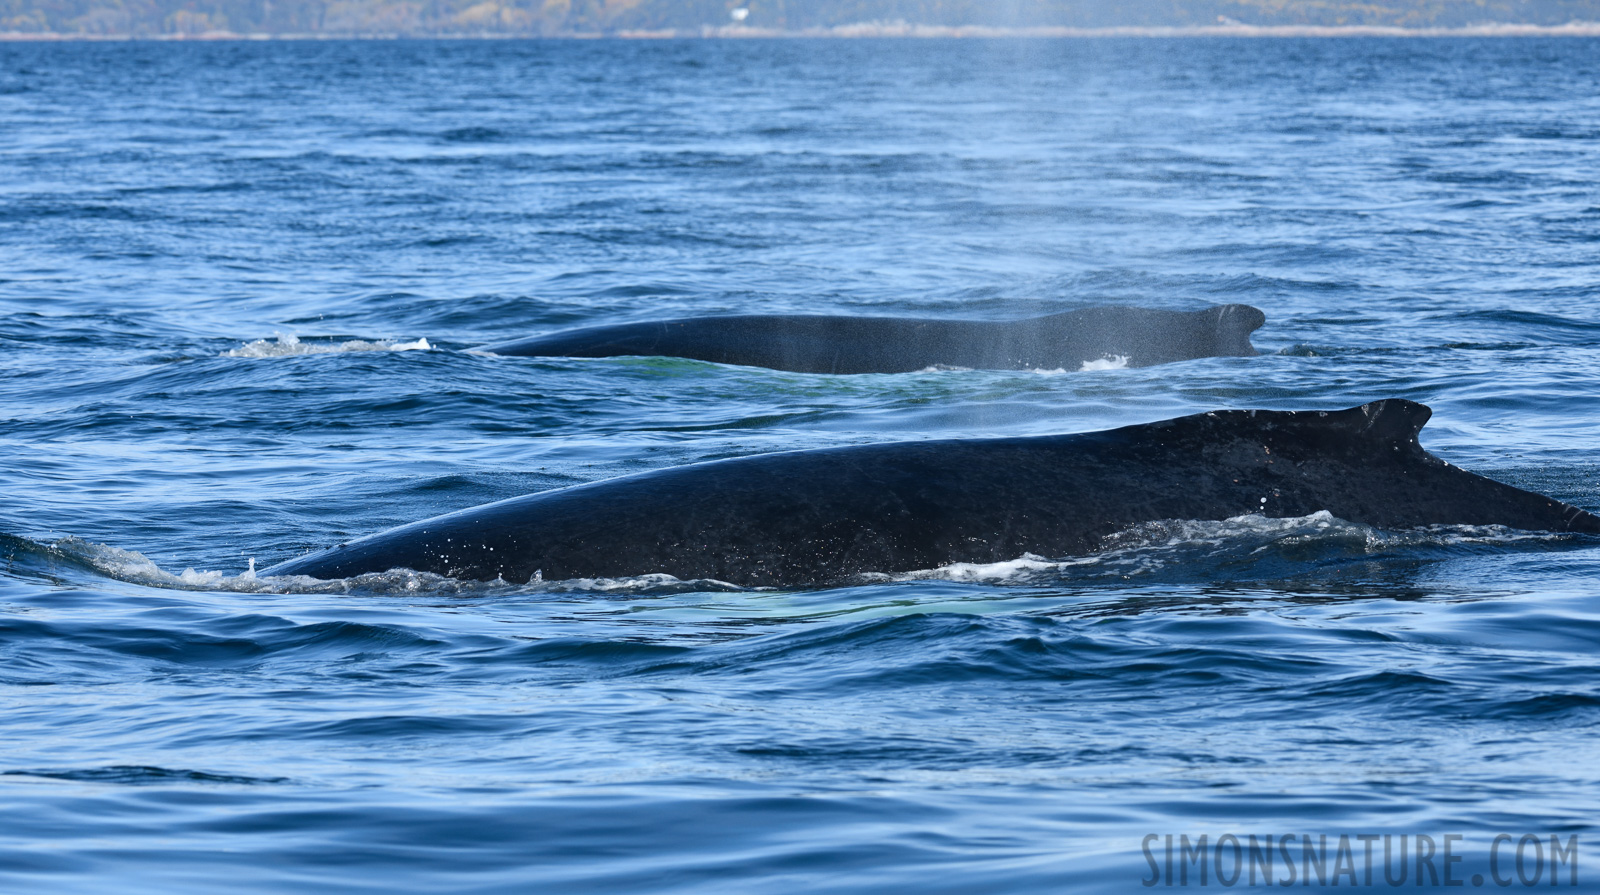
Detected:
[
  {"left": 475, "top": 304, "right": 1266, "bottom": 374},
  {"left": 264, "top": 400, "right": 1599, "bottom": 588}
]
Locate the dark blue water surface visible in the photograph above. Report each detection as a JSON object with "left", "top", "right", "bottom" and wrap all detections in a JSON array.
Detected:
[{"left": 3, "top": 37, "right": 1600, "bottom": 893}]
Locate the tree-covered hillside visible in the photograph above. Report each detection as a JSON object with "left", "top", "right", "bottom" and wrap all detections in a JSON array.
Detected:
[{"left": 4, "top": 0, "right": 1600, "bottom": 36}]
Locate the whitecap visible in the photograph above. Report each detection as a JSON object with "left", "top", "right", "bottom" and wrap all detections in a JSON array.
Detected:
[
  {"left": 1078, "top": 354, "right": 1130, "bottom": 372},
  {"left": 222, "top": 334, "right": 432, "bottom": 358}
]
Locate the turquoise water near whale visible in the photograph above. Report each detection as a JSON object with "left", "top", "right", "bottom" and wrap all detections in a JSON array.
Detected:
[{"left": 3, "top": 36, "right": 1600, "bottom": 892}]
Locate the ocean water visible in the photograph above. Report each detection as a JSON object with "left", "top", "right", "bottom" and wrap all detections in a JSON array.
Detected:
[{"left": 3, "top": 36, "right": 1600, "bottom": 892}]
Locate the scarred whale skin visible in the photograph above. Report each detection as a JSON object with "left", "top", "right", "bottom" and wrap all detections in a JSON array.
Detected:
[
  {"left": 263, "top": 400, "right": 1600, "bottom": 588},
  {"left": 474, "top": 304, "right": 1266, "bottom": 374}
]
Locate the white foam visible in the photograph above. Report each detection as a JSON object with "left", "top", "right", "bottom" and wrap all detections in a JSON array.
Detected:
[
  {"left": 33, "top": 535, "right": 752, "bottom": 596},
  {"left": 1101, "top": 511, "right": 1556, "bottom": 552},
  {"left": 542, "top": 573, "right": 748, "bottom": 592},
  {"left": 223, "top": 334, "right": 432, "bottom": 358},
  {"left": 42, "top": 536, "right": 271, "bottom": 592},
  {"left": 885, "top": 511, "right": 1563, "bottom": 585},
  {"left": 1078, "top": 354, "right": 1131, "bottom": 372},
  {"left": 896, "top": 552, "right": 1096, "bottom": 582},
  {"left": 36, "top": 536, "right": 494, "bottom": 595}
]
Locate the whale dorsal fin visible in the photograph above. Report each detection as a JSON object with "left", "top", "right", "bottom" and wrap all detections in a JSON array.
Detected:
[
  {"left": 1215, "top": 303, "right": 1266, "bottom": 333},
  {"left": 1210, "top": 304, "right": 1266, "bottom": 356},
  {"left": 1133, "top": 398, "right": 1433, "bottom": 452},
  {"left": 1346, "top": 399, "right": 1432, "bottom": 448}
]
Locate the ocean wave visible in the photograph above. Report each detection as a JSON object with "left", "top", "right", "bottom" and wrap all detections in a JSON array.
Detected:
[
  {"left": 3, "top": 534, "right": 478, "bottom": 595},
  {"left": 3, "top": 766, "right": 288, "bottom": 786}
]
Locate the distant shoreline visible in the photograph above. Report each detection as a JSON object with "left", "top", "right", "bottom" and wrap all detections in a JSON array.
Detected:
[{"left": 6, "top": 21, "right": 1600, "bottom": 41}]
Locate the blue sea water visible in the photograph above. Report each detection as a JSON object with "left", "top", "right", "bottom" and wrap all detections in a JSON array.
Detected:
[{"left": 2, "top": 36, "right": 1600, "bottom": 892}]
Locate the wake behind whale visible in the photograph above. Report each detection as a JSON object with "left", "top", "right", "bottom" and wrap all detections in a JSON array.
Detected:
[
  {"left": 476, "top": 304, "right": 1266, "bottom": 373},
  {"left": 264, "top": 400, "right": 1600, "bottom": 589}
]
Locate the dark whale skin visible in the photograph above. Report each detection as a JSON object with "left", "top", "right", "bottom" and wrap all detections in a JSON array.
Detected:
[
  {"left": 263, "top": 400, "right": 1600, "bottom": 588},
  {"left": 475, "top": 304, "right": 1266, "bottom": 374}
]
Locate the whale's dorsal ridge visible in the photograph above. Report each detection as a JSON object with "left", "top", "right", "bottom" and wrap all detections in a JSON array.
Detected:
[
  {"left": 1169, "top": 398, "right": 1430, "bottom": 452},
  {"left": 479, "top": 305, "right": 1270, "bottom": 373}
]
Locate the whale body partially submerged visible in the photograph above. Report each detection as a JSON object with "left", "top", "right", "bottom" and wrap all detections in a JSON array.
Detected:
[
  {"left": 263, "top": 400, "right": 1599, "bottom": 588},
  {"left": 475, "top": 304, "right": 1266, "bottom": 373}
]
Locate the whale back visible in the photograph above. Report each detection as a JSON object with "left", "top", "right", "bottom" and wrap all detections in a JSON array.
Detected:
[
  {"left": 475, "top": 304, "right": 1266, "bottom": 373},
  {"left": 264, "top": 400, "right": 1597, "bottom": 586}
]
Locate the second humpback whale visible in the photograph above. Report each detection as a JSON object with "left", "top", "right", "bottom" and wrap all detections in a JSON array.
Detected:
[
  {"left": 475, "top": 304, "right": 1266, "bottom": 373},
  {"left": 264, "top": 400, "right": 1599, "bottom": 588}
]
